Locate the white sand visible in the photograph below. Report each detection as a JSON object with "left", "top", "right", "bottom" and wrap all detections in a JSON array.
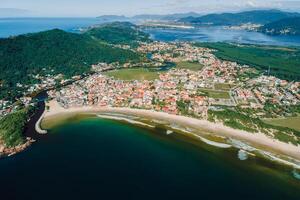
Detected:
[{"left": 43, "top": 100, "right": 300, "bottom": 161}]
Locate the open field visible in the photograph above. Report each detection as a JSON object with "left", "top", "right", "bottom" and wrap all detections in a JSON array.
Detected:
[
  {"left": 214, "top": 83, "right": 234, "bottom": 91},
  {"left": 104, "top": 68, "right": 159, "bottom": 81},
  {"left": 176, "top": 61, "right": 204, "bottom": 71},
  {"left": 264, "top": 117, "right": 300, "bottom": 132},
  {"left": 198, "top": 88, "right": 231, "bottom": 99},
  {"left": 196, "top": 42, "right": 300, "bottom": 81}
]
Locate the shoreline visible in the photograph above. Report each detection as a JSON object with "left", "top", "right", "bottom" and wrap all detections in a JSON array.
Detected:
[
  {"left": 35, "top": 109, "right": 48, "bottom": 134},
  {"left": 42, "top": 100, "right": 300, "bottom": 167},
  {"left": 0, "top": 138, "right": 35, "bottom": 158}
]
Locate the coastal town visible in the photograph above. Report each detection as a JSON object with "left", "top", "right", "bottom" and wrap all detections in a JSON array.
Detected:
[
  {"left": 46, "top": 42, "right": 299, "bottom": 120},
  {"left": 1, "top": 41, "right": 300, "bottom": 157},
  {"left": 1, "top": 41, "right": 300, "bottom": 120},
  {"left": 1, "top": 41, "right": 299, "bottom": 123}
]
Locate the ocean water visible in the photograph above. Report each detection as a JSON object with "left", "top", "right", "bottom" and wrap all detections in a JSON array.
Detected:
[
  {"left": 0, "top": 18, "right": 104, "bottom": 38},
  {"left": 0, "top": 116, "right": 299, "bottom": 200}
]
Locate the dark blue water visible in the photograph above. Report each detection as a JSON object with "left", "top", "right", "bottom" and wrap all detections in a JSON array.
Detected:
[
  {"left": 0, "top": 18, "right": 104, "bottom": 38},
  {"left": 144, "top": 27, "right": 300, "bottom": 46},
  {"left": 0, "top": 117, "right": 299, "bottom": 200}
]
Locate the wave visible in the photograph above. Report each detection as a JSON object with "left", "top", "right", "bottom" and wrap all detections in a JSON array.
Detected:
[
  {"left": 169, "top": 125, "right": 232, "bottom": 149},
  {"left": 97, "top": 114, "right": 155, "bottom": 128}
]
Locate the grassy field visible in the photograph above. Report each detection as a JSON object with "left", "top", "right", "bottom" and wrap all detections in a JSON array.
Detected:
[
  {"left": 104, "top": 68, "right": 159, "bottom": 81},
  {"left": 264, "top": 117, "right": 300, "bottom": 131},
  {"left": 214, "top": 83, "right": 234, "bottom": 91},
  {"left": 209, "top": 108, "right": 300, "bottom": 145},
  {"left": 176, "top": 61, "right": 204, "bottom": 71},
  {"left": 196, "top": 42, "right": 300, "bottom": 81},
  {"left": 198, "top": 88, "right": 231, "bottom": 99}
]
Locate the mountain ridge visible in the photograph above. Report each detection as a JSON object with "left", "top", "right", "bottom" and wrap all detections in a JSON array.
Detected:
[{"left": 178, "top": 10, "right": 300, "bottom": 26}]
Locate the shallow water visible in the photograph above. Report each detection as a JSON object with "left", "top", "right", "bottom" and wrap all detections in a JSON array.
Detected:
[{"left": 0, "top": 117, "right": 299, "bottom": 200}]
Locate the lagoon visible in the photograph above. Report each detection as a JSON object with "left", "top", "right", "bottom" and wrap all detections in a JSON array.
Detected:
[{"left": 144, "top": 26, "right": 300, "bottom": 46}]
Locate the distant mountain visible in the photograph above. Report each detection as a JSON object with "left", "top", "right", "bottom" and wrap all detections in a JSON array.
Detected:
[
  {"left": 0, "top": 27, "right": 142, "bottom": 99},
  {"left": 162, "top": 12, "right": 202, "bottom": 21},
  {"left": 132, "top": 14, "right": 165, "bottom": 21},
  {"left": 97, "top": 12, "right": 202, "bottom": 22},
  {"left": 259, "top": 17, "right": 300, "bottom": 35},
  {"left": 179, "top": 10, "right": 300, "bottom": 26},
  {"left": 85, "top": 22, "right": 151, "bottom": 46},
  {"left": 96, "top": 15, "right": 130, "bottom": 22},
  {"left": 132, "top": 12, "right": 202, "bottom": 21}
]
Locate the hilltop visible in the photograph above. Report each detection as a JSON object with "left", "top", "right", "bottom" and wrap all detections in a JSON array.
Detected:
[
  {"left": 84, "top": 22, "right": 151, "bottom": 47},
  {"left": 0, "top": 26, "right": 143, "bottom": 100},
  {"left": 179, "top": 10, "right": 300, "bottom": 26},
  {"left": 259, "top": 17, "right": 300, "bottom": 35}
]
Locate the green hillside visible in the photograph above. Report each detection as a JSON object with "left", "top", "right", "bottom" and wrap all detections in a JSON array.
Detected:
[
  {"left": 179, "top": 10, "right": 300, "bottom": 26},
  {"left": 0, "top": 107, "right": 34, "bottom": 147},
  {"left": 85, "top": 22, "right": 151, "bottom": 46},
  {"left": 0, "top": 28, "right": 142, "bottom": 100},
  {"left": 196, "top": 42, "right": 300, "bottom": 81},
  {"left": 259, "top": 17, "right": 300, "bottom": 35}
]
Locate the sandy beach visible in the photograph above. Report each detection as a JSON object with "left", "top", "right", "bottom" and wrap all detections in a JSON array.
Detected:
[{"left": 42, "top": 100, "right": 300, "bottom": 163}]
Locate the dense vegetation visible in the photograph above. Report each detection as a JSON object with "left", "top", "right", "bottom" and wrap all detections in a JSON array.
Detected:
[
  {"left": 179, "top": 10, "right": 300, "bottom": 26},
  {"left": 196, "top": 42, "right": 300, "bottom": 81},
  {"left": 259, "top": 17, "right": 300, "bottom": 35},
  {"left": 85, "top": 22, "right": 151, "bottom": 47},
  {"left": 0, "top": 27, "right": 143, "bottom": 100},
  {"left": 0, "top": 107, "right": 34, "bottom": 147}
]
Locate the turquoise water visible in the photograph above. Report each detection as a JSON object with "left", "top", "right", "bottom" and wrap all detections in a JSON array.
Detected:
[{"left": 0, "top": 117, "right": 299, "bottom": 200}]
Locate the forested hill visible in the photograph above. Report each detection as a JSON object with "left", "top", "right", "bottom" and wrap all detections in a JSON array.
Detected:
[
  {"left": 84, "top": 22, "right": 151, "bottom": 46},
  {"left": 259, "top": 17, "right": 300, "bottom": 35},
  {"left": 0, "top": 28, "right": 143, "bottom": 100},
  {"left": 179, "top": 10, "right": 300, "bottom": 26}
]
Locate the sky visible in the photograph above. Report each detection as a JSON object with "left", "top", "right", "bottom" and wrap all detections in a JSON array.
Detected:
[{"left": 1, "top": 0, "right": 300, "bottom": 17}]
